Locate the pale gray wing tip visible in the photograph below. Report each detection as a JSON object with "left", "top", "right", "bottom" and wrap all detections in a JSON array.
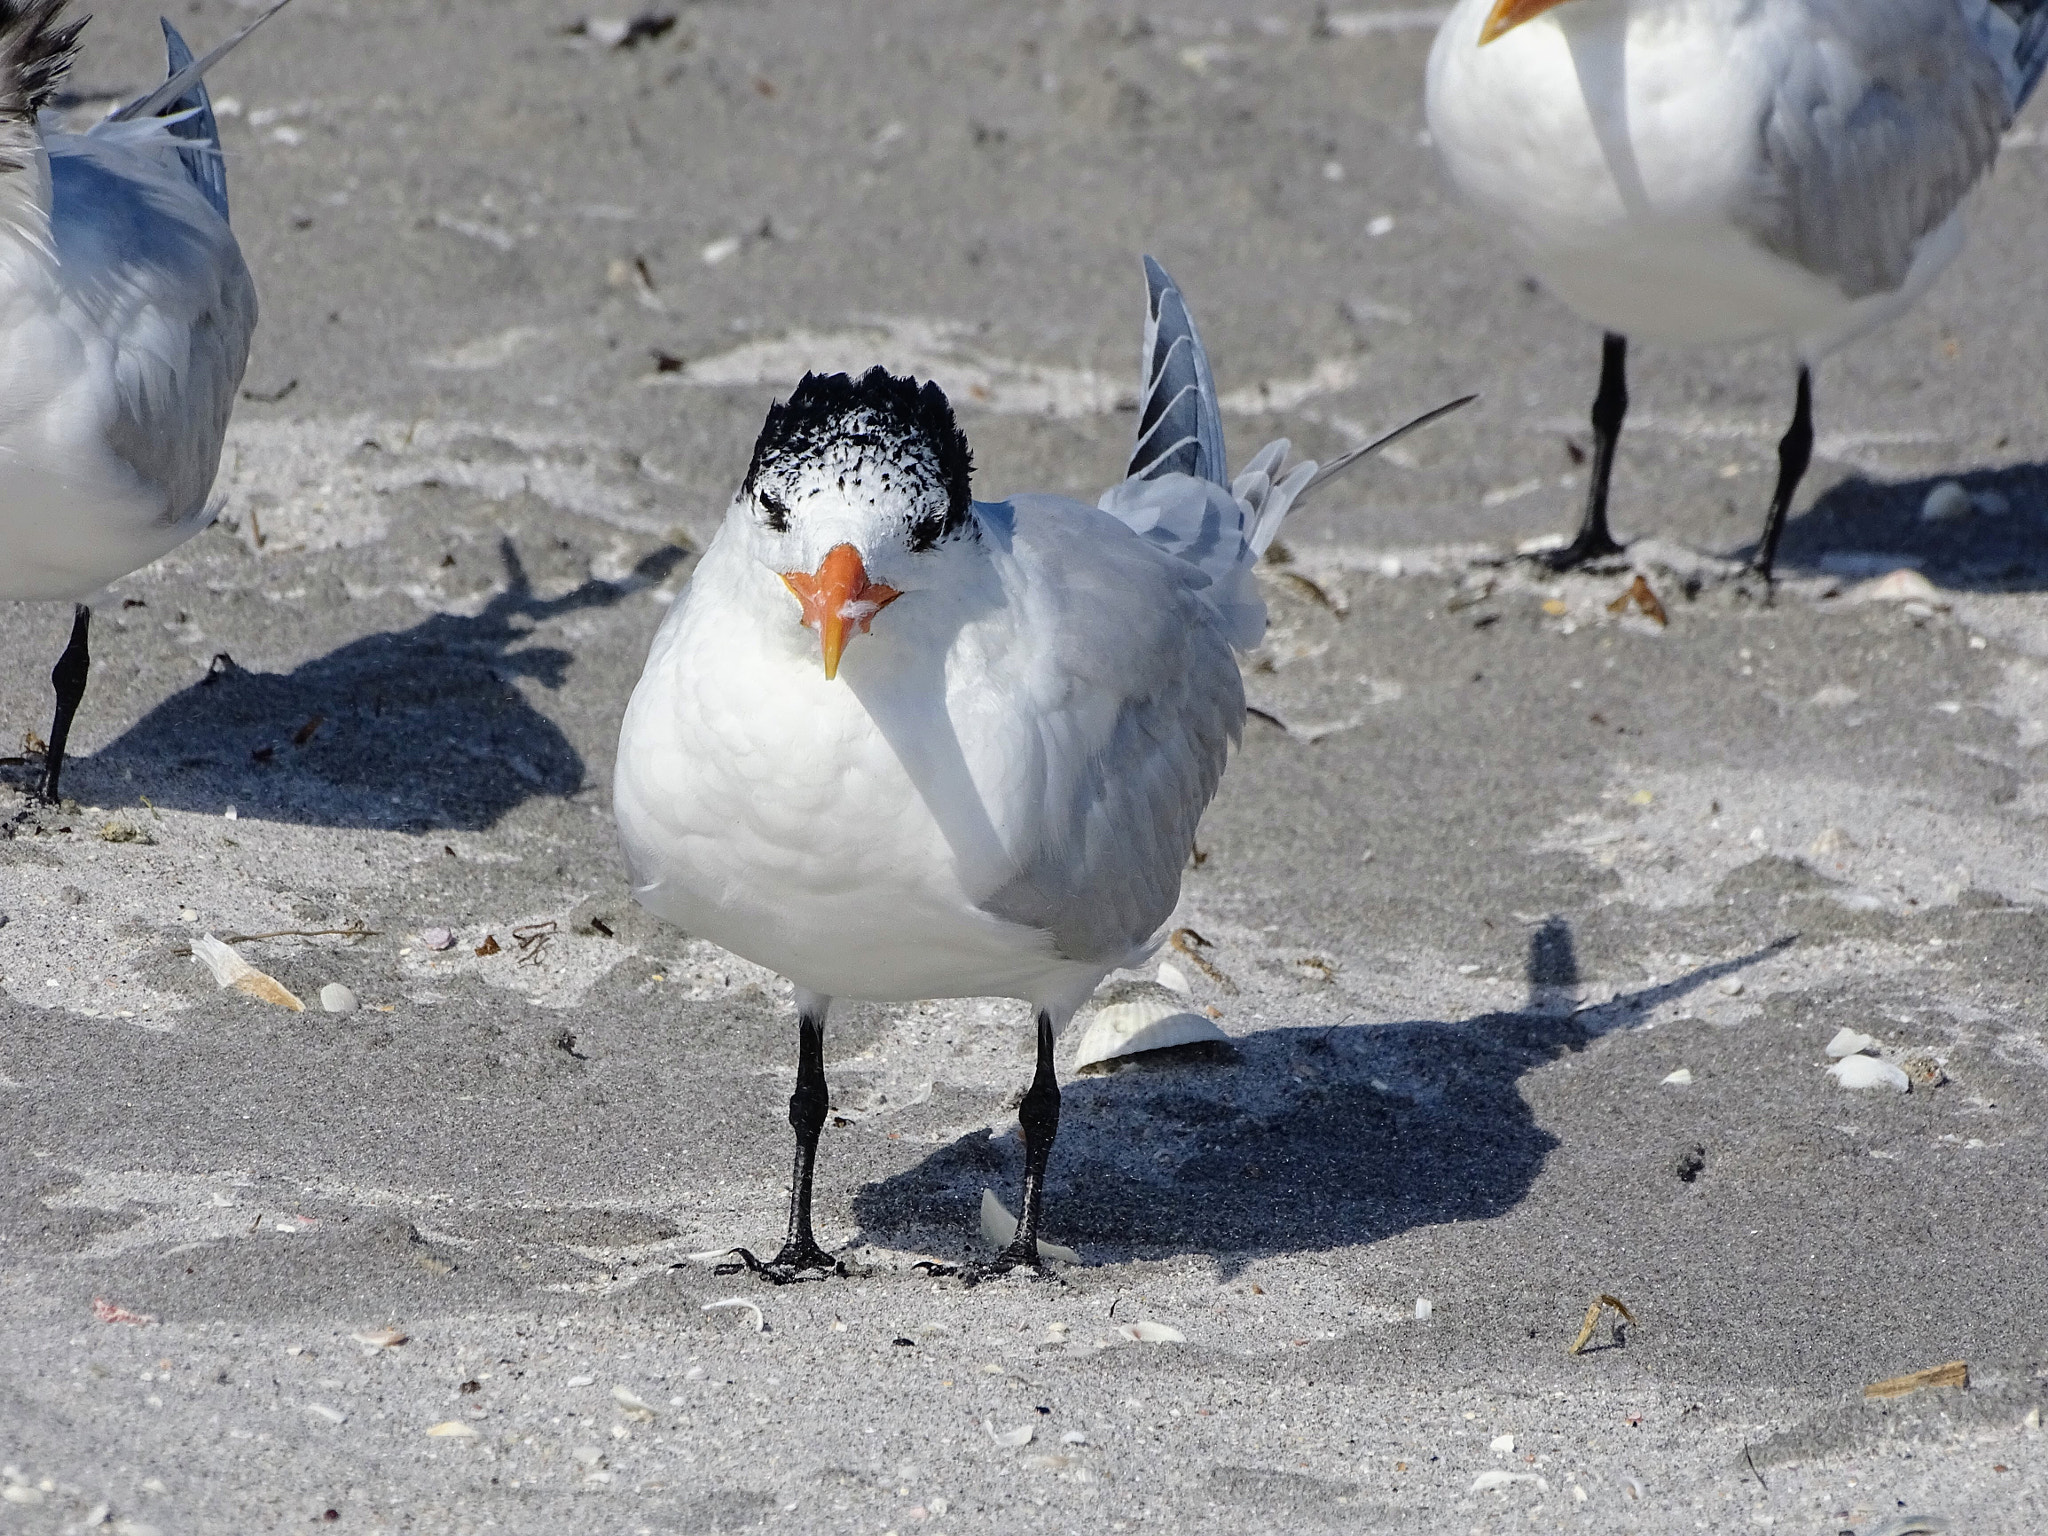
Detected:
[{"left": 110, "top": 0, "right": 293, "bottom": 130}]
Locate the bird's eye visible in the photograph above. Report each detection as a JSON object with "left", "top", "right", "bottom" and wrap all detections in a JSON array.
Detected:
[{"left": 758, "top": 490, "right": 790, "bottom": 532}]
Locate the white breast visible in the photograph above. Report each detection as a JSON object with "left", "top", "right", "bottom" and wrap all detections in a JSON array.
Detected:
[
  {"left": 613, "top": 527, "right": 1094, "bottom": 1006},
  {"left": 1424, "top": 0, "right": 1960, "bottom": 353}
]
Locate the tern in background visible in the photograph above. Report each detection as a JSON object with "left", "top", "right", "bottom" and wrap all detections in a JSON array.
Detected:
[
  {"left": 0, "top": 0, "right": 291, "bottom": 802},
  {"left": 1427, "top": 0, "right": 2048, "bottom": 577},
  {"left": 614, "top": 258, "right": 1469, "bottom": 1283}
]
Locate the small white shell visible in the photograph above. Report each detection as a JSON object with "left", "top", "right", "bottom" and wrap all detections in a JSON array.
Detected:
[
  {"left": 1660, "top": 1069, "right": 1693, "bottom": 1086},
  {"left": 702, "top": 1298, "right": 765, "bottom": 1332},
  {"left": 1472, "top": 1470, "right": 1547, "bottom": 1494},
  {"left": 424, "top": 1420, "right": 478, "bottom": 1438},
  {"left": 1071, "top": 998, "right": 1227, "bottom": 1070},
  {"left": 1828, "top": 1055, "right": 1909, "bottom": 1093},
  {"left": 1155, "top": 962, "right": 1193, "bottom": 997},
  {"left": 611, "top": 1386, "right": 655, "bottom": 1421},
  {"left": 979, "top": 1189, "right": 1079, "bottom": 1264},
  {"left": 1113, "top": 1320, "right": 1186, "bottom": 1343},
  {"left": 1825, "top": 1028, "right": 1878, "bottom": 1059},
  {"left": 1489, "top": 1433, "right": 1515, "bottom": 1454},
  {"left": 1919, "top": 481, "right": 1971, "bottom": 523},
  {"left": 320, "top": 983, "right": 358, "bottom": 1014},
  {"left": 984, "top": 1417, "right": 1034, "bottom": 1449}
]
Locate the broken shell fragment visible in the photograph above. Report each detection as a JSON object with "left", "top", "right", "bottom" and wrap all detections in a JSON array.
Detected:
[
  {"left": 1824, "top": 1028, "right": 1878, "bottom": 1058},
  {"left": 702, "top": 1297, "right": 765, "bottom": 1332},
  {"left": 1827, "top": 1055, "right": 1909, "bottom": 1092},
  {"left": 192, "top": 933, "right": 304, "bottom": 1011},
  {"left": 420, "top": 927, "right": 455, "bottom": 951},
  {"left": 611, "top": 1385, "right": 656, "bottom": 1421},
  {"left": 1113, "top": 1320, "right": 1186, "bottom": 1344},
  {"left": 1472, "top": 1470, "right": 1548, "bottom": 1493},
  {"left": 984, "top": 1417, "right": 1034, "bottom": 1449},
  {"left": 352, "top": 1326, "right": 407, "bottom": 1349},
  {"left": 424, "top": 1420, "right": 478, "bottom": 1438},
  {"left": 320, "top": 983, "right": 358, "bottom": 1014},
  {"left": 1660, "top": 1069, "right": 1693, "bottom": 1086},
  {"left": 1070, "top": 997, "right": 1228, "bottom": 1070},
  {"left": 979, "top": 1189, "right": 1079, "bottom": 1264}
]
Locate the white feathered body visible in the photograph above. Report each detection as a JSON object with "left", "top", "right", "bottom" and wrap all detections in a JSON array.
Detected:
[
  {"left": 0, "top": 117, "right": 255, "bottom": 601},
  {"left": 1426, "top": 0, "right": 2023, "bottom": 357},
  {"left": 614, "top": 491, "right": 1244, "bottom": 1016}
]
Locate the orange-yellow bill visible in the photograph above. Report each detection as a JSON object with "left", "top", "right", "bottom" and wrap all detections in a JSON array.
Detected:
[
  {"left": 779, "top": 543, "right": 901, "bottom": 680},
  {"left": 1480, "top": 0, "right": 1571, "bottom": 44}
]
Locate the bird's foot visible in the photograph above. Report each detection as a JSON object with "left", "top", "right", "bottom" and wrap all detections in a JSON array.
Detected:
[
  {"left": 950, "top": 1238, "right": 1063, "bottom": 1288},
  {"left": 1532, "top": 531, "right": 1628, "bottom": 573},
  {"left": 711, "top": 1239, "right": 847, "bottom": 1285}
]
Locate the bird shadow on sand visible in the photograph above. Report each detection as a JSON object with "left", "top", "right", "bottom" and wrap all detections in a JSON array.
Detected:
[
  {"left": 67, "top": 539, "right": 688, "bottom": 832},
  {"left": 1748, "top": 462, "right": 2048, "bottom": 588},
  {"left": 850, "top": 920, "right": 1793, "bottom": 1277}
]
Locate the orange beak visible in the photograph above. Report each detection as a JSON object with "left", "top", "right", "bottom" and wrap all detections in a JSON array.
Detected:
[
  {"left": 779, "top": 543, "right": 902, "bottom": 680},
  {"left": 1480, "top": 0, "right": 1571, "bottom": 43}
]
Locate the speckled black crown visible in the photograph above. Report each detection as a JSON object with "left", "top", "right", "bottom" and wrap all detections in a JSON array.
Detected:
[
  {"left": 743, "top": 367, "right": 974, "bottom": 550},
  {"left": 0, "top": 1, "right": 84, "bottom": 138}
]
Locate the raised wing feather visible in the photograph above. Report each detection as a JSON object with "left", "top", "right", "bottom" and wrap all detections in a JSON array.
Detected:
[
  {"left": 155, "top": 19, "right": 228, "bottom": 222},
  {"left": 973, "top": 494, "right": 1242, "bottom": 967},
  {"left": 1127, "top": 254, "right": 1227, "bottom": 485}
]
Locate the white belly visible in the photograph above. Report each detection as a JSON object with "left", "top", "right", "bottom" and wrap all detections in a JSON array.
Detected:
[
  {"left": 1424, "top": 0, "right": 1959, "bottom": 354},
  {"left": 613, "top": 539, "right": 1099, "bottom": 1006}
]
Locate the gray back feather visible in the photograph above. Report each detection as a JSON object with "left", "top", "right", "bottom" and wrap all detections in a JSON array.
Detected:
[
  {"left": 1127, "top": 254, "right": 1228, "bottom": 485},
  {"left": 1738, "top": 0, "right": 2012, "bottom": 298},
  {"left": 156, "top": 19, "right": 229, "bottom": 223}
]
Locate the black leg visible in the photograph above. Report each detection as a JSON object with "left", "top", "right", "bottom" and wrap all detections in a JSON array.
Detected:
[
  {"left": 718, "top": 998, "right": 846, "bottom": 1283},
  {"left": 1540, "top": 332, "right": 1629, "bottom": 570},
  {"left": 966, "top": 1010, "right": 1062, "bottom": 1282},
  {"left": 41, "top": 604, "right": 91, "bottom": 804},
  {"left": 1748, "top": 366, "right": 1812, "bottom": 583}
]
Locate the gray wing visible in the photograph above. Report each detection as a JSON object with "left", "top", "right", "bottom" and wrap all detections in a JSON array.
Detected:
[
  {"left": 1738, "top": 0, "right": 2013, "bottom": 298},
  {"left": 1126, "top": 255, "right": 1229, "bottom": 485},
  {"left": 1992, "top": 1, "right": 2048, "bottom": 109},
  {"left": 976, "top": 496, "right": 1243, "bottom": 966},
  {"left": 156, "top": 19, "right": 229, "bottom": 222}
]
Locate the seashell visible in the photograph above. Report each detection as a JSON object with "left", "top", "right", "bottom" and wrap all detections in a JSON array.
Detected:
[
  {"left": 702, "top": 1297, "right": 765, "bottom": 1332},
  {"left": 1828, "top": 1055, "right": 1909, "bottom": 1092},
  {"left": 611, "top": 1386, "right": 655, "bottom": 1421},
  {"left": 1472, "top": 1470, "right": 1548, "bottom": 1494},
  {"left": 979, "top": 1189, "right": 1079, "bottom": 1263},
  {"left": 424, "top": 1420, "right": 478, "bottom": 1438},
  {"left": 1071, "top": 997, "right": 1227, "bottom": 1070},
  {"left": 1489, "top": 1433, "right": 1515, "bottom": 1454},
  {"left": 1919, "top": 481, "right": 1971, "bottom": 523},
  {"left": 984, "top": 1417, "right": 1034, "bottom": 1449},
  {"left": 353, "top": 1326, "right": 406, "bottom": 1349},
  {"left": 191, "top": 934, "right": 303, "bottom": 1011},
  {"left": 320, "top": 983, "right": 358, "bottom": 1014},
  {"left": 1849, "top": 568, "right": 1946, "bottom": 607},
  {"left": 1825, "top": 1028, "right": 1877, "bottom": 1058},
  {"left": 1660, "top": 1069, "right": 1693, "bottom": 1086},
  {"left": 1113, "top": 1320, "right": 1185, "bottom": 1343}
]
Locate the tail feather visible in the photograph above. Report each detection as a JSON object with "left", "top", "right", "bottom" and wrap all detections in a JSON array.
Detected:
[
  {"left": 2014, "top": 2, "right": 2048, "bottom": 110},
  {"left": 0, "top": 0, "right": 83, "bottom": 172},
  {"left": 157, "top": 19, "right": 229, "bottom": 222},
  {"left": 108, "top": 0, "right": 293, "bottom": 127},
  {"left": 1127, "top": 255, "right": 1228, "bottom": 486}
]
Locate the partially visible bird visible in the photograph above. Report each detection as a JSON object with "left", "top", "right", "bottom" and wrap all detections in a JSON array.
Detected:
[
  {"left": 1426, "top": 0, "right": 2048, "bottom": 577},
  {"left": 0, "top": 0, "right": 292, "bottom": 802},
  {"left": 614, "top": 257, "right": 1468, "bottom": 1283}
]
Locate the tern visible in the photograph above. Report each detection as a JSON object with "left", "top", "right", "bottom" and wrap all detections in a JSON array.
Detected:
[
  {"left": 614, "top": 258, "right": 1469, "bottom": 1282},
  {"left": 1427, "top": 0, "right": 2048, "bottom": 577},
  {"left": 0, "top": 0, "right": 290, "bottom": 803}
]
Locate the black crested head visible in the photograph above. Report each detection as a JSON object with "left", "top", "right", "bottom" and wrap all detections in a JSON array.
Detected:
[
  {"left": 742, "top": 366, "right": 974, "bottom": 550},
  {"left": 0, "top": 2, "right": 85, "bottom": 148}
]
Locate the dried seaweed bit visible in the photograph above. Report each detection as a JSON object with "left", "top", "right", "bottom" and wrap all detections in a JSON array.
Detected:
[
  {"left": 292, "top": 713, "right": 325, "bottom": 747},
  {"left": 1828, "top": 1055, "right": 1909, "bottom": 1093},
  {"left": 1113, "top": 1321, "right": 1185, "bottom": 1344},
  {"left": 702, "top": 1297, "right": 765, "bottom": 1333},
  {"left": 611, "top": 1385, "right": 656, "bottom": 1422},
  {"left": 424, "top": 1420, "right": 479, "bottom": 1439},
  {"left": 1607, "top": 574, "right": 1668, "bottom": 626},
  {"left": 984, "top": 1417, "right": 1034, "bottom": 1449},
  {"left": 191, "top": 933, "right": 304, "bottom": 1011},
  {"left": 513, "top": 920, "right": 558, "bottom": 967},
  {"left": 1864, "top": 1361, "right": 1968, "bottom": 1400},
  {"left": 1569, "top": 1293, "right": 1637, "bottom": 1356},
  {"left": 978, "top": 1190, "right": 1079, "bottom": 1264},
  {"left": 92, "top": 1297, "right": 153, "bottom": 1325},
  {"left": 1071, "top": 999, "right": 1228, "bottom": 1071},
  {"left": 1170, "top": 927, "right": 1238, "bottom": 991},
  {"left": 474, "top": 935, "right": 502, "bottom": 957},
  {"left": 1472, "top": 1470, "right": 1548, "bottom": 1493}
]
